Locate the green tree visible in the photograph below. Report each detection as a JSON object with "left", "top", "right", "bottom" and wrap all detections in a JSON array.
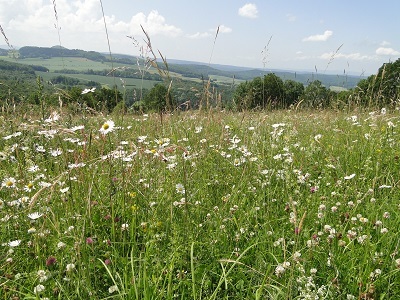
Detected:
[
  {"left": 144, "top": 83, "right": 174, "bottom": 112},
  {"left": 261, "top": 73, "right": 284, "bottom": 108},
  {"left": 283, "top": 80, "right": 304, "bottom": 107},
  {"left": 302, "top": 80, "right": 330, "bottom": 108}
]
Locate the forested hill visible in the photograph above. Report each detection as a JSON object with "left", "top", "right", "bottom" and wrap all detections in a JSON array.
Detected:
[{"left": 19, "top": 46, "right": 105, "bottom": 61}]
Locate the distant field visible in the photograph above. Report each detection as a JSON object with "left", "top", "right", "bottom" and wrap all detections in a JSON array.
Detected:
[
  {"left": 0, "top": 56, "right": 117, "bottom": 72},
  {"left": 36, "top": 71, "right": 159, "bottom": 89}
]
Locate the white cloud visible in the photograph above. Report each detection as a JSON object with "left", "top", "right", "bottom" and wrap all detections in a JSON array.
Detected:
[
  {"left": 218, "top": 25, "right": 232, "bottom": 34},
  {"left": 319, "top": 52, "right": 374, "bottom": 61},
  {"left": 5, "top": 1, "right": 181, "bottom": 38},
  {"left": 124, "top": 10, "right": 182, "bottom": 37},
  {"left": 376, "top": 47, "right": 400, "bottom": 56},
  {"left": 187, "top": 24, "right": 231, "bottom": 39},
  {"left": 380, "top": 41, "right": 391, "bottom": 46},
  {"left": 187, "top": 32, "right": 212, "bottom": 39},
  {"left": 238, "top": 3, "right": 258, "bottom": 19},
  {"left": 302, "top": 30, "right": 333, "bottom": 42}
]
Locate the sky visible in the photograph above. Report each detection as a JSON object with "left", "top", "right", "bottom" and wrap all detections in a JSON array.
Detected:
[{"left": 1, "top": 0, "right": 400, "bottom": 76}]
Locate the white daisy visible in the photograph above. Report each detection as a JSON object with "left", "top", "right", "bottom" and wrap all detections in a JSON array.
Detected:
[{"left": 99, "top": 120, "right": 115, "bottom": 135}]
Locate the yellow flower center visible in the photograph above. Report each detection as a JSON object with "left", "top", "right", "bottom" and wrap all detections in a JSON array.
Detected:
[
  {"left": 6, "top": 181, "right": 14, "bottom": 187},
  {"left": 102, "top": 123, "right": 109, "bottom": 130},
  {"left": 27, "top": 183, "right": 34, "bottom": 189}
]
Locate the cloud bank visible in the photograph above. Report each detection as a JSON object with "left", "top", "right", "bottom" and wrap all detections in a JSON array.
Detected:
[
  {"left": 303, "top": 30, "right": 333, "bottom": 42},
  {"left": 238, "top": 3, "right": 258, "bottom": 19}
]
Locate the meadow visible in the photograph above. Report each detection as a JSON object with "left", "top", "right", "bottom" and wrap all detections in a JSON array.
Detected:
[{"left": 0, "top": 106, "right": 399, "bottom": 299}]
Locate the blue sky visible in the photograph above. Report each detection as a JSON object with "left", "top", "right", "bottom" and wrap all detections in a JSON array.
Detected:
[{"left": 1, "top": 0, "right": 399, "bottom": 75}]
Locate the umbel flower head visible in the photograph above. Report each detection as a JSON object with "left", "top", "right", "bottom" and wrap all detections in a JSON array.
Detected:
[{"left": 99, "top": 120, "right": 115, "bottom": 135}]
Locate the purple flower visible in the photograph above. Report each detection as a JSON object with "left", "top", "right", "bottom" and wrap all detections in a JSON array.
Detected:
[{"left": 46, "top": 256, "right": 57, "bottom": 267}]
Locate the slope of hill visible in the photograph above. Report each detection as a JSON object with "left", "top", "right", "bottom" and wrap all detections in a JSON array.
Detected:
[{"left": 4, "top": 46, "right": 364, "bottom": 89}]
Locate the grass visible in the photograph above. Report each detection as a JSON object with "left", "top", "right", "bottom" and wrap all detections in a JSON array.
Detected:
[
  {"left": 0, "top": 108, "right": 399, "bottom": 299},
  {"left": 36, "top": 71, "right": 159, "bottom": 90}
]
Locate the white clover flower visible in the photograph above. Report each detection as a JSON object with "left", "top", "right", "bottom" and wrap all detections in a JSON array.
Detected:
[
  {"left": 109, "top": 285, "right": 119, "bottom": 293},
  {"left": 66, "top": 263, "right": 76, "bottom": 272},
  {"left": 34, "top": 284, "right": 45, "bottom": 294},
  {"left": 37, "top": 270, "right": 48, "bottom": 282},
  {"left": 275, "top": 265, "right": 285, "bottom": 276},
  {"left": 57, "top": 241, "right": 66, "bottom": 249}
]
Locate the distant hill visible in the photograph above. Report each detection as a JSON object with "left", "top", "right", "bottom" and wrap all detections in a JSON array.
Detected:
[
  {"left": 19, "top": 46, "right": 105, "bottom": 61},
  {"left": 7, "top": 46, "right": 364, "bottom": 89},
  {"left": 0, "top": 48, "right": 9, "bottom": 56}
]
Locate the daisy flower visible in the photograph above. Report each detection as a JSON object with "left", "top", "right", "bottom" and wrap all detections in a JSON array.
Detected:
[
  {"left": 99, "top": 120, "right": 115, "bottom": 135},
  {"left": 24, "top": 182, "right": 35, "bottom": 192},
  {"left": 175, "top": 183, "right": 185, "bottom": 194},
  {"left": 8, "top": 240, "right": 21, "bottom": 247},
  {"left": 2, "top": 177, "right": 17, "bottom": 189},
  {"left": 28, "top": 212, "right": 43, "bottom": 220}
]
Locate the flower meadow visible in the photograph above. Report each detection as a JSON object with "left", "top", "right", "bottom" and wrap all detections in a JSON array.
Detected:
[{"left": 0, "top": 108, "right": 399, "bottom": 299}]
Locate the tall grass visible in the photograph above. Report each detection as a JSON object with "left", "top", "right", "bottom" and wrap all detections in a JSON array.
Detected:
[{"left": 0, "top": 108, "right": 399, "bottom": 299}]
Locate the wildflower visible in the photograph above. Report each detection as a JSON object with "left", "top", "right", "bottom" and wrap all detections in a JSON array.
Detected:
[
  {"left": 28, "top": 227, "right": 36, "bottom": 233},
  {"left": 28, "top": 212, "right": 43, "bottom": 220},
  {"left": 99, "top": 120, "right": 115, "bottom": 135},
  {"left": 46, "top": 256, "right": 57, "bottom": 267},
  {"left": 34, "top": 284, "right": 45, "bottom": 294},
  {"left": 109, "top": 285, "right": 119, "bottom": 293},
  {"left": 44, "top": 111, "right": 60, "bottom": 123},
  {"left": 37, "top": 270, "right": 48, "bottom": 282},
  {"left": 121, "top": 223, "right": 129, "bottom": 231},
  {"left": 81, "top": 87, "right": 96, "bottom": 94},
  {"left": 70, "top": 125, "right": 84, "bottom": 131},
  {"left": 24, "top": 182, "right": 35, "bottom": 192},
  {"left": 344, "top": 173, "right": 356, "bottom": 180},
  {"left": 8, "top": 240, "right": 21, "bottom": 247},
  {"left": 175, "top": 183, "right": 185, "bottom": 194},
  {"left": 395, "top": 258, "right": 400, "bottom": 268},
  {"left": 2, "top": 177, "right": 16, "bottom": 188},
  {"left": 275, "top": 264, "right": 286, "bottom": 277},
  {"left": 57, "top": 241, "right": 66, "bottom": 249},
  {"left": 379, "top": 184, "right": 392, "bottom": 189},
  {"left": 314, "top": 134, "right": 322, "bottom": 141},
  {"left": 50, "top": 148, "right": 63, "bottom": 157},
  {"left": 310, "top": 268, "right": 318, "bottom": 275},
  {"left": 66, "top": 263, "right": 75, "bottom": 272},
  {"left": 86, "top": 237, "right": 94, "bottom": 245}
]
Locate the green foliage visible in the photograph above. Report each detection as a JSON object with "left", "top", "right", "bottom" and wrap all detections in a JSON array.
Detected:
[
  {"left": 301, "top": 80, "right": 332, "bottom": 108},
  {"left": 233, "top": 74, "right": 295, "bottom": 110},
  {"left": 283, "top": 79, "right": 305, "bottom": 107},
  {"left": 144, "top": 83, "right": 174, "bottom": 112},
  {"left": 355, "top": 58, "right": 400, "bottom": 107}
]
